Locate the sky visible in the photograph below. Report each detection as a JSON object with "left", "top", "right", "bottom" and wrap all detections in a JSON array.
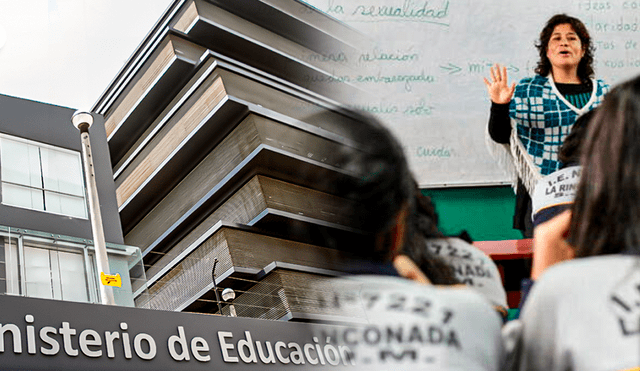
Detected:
[{"left": 0, "top": 0, "right": 172, "bottom": 110}]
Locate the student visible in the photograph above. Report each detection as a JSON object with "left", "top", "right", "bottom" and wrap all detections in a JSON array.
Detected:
[
  {"left": 504, "top": 76, "right": 640, "bottom": 371},
  {"left": 509, "top": 109, "right": 595, "bottom": 313},
  {"left": 313, "top": 108, "right": 504, "bottom": 370},
  {"left": 404, "top": 189, "right": 509, "bottom": 319},
  {"left": 526, "top": 110, "right": 596, "bottom": 282},
  {"left": 557, "top": 108, "right": 597, "bottom": 168},
  {"left": 402, "top": 187, "right": 460, "bottom": 286}
]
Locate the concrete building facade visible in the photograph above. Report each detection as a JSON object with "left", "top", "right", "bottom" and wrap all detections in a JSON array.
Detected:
[
  {"left": 0, "top": 94, "right": 143, "bottom": 306},
  {"left": 93, "top": 0, "right": 368, "bottom": 320}
]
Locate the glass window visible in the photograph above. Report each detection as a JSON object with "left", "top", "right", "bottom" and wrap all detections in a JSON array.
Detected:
[
  {"left": 0, "top": 134, "right": 87, "bottom": 218},
  {"left": 1, "top": 236, "right": 20, "bottom": 295},
  {"left": 0, "top": 239, "right": 6, "bottom": 294},
  {"left": 0, "top": 228, "right": 144, "bottom": 307},
  {"left": 2, "top": 236, "right": 93, "bottom": 303},
  {"left": 23, "top": 246, "right": 55, "bottom": 299}
]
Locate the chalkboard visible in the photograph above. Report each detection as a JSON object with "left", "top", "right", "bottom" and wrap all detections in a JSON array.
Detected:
[{"left": 300, "top": 0, "right": 640, "bottom": 188}]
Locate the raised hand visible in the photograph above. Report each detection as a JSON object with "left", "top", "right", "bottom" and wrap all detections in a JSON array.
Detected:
[{"left": 483, "top": 64, "right": 516, "bottom": 104}]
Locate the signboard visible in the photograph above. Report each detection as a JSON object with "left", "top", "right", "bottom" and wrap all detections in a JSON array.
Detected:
[
  {"left": 0, "top": 295, "right": 348, "bottom": 370},
  {"left": 100, "top": 272, "right": 122, "bottom": 287},
  {"left": 0, "top": 279, "right": 503, "bottom": 370}
]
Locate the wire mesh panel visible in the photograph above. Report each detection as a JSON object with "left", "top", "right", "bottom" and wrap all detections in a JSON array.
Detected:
[
  {"left": 219, "top": 269, "right": 368, "bottom": 322},
  {"left": 135, "top": 231, "right": 233, "bottom": 310}
]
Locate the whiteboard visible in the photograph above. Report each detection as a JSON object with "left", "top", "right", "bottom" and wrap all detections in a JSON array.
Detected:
[{"left": 300, "top": 0, "right": 640, "bottom": 188}]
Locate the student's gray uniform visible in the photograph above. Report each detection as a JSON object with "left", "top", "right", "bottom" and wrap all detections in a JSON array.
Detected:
[
  {"left": 425, "top": 238, "right": 508, "bottom": 311},
  {"left": 326, "top": 275, "right": 504, "bottom": 370},
  {"left": 503, "top": 255, "right": 640, "bottom": 371}
]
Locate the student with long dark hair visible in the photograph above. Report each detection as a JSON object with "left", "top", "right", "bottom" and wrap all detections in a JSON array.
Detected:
[
  {"left": 505, "top": 76, "right": 640, "bottom": 371},
  {"left": 313, "top": 108, "right": 504, "bottom": 370},
  {"left": 403, "top": 188, "right": 509, "bottom": 319}
]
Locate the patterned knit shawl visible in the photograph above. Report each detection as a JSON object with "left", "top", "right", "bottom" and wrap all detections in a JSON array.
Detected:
[{"left": 509, "top": 75, "right": 608, "bottom": 193}]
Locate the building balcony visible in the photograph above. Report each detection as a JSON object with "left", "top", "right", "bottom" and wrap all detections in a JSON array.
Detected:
[{"left": 0, "top": 225, "right": 146, "bottom": 307}]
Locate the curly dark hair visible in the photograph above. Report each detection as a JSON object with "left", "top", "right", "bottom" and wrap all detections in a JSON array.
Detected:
[{"left": 535, "top": 14, "right": 595, "bottom": 81}]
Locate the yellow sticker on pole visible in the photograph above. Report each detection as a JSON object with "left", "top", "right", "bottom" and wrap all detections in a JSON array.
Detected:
[{"left": 100, "top": 272, "right": 122, "bottom": 287}]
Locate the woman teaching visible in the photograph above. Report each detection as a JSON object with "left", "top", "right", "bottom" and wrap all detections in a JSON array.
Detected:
[{"left": 484, "top": 14, "right": 608, "bottom": 237}]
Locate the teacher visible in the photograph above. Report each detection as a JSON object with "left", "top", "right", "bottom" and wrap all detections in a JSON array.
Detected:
[{"left": 484, "top": 14, "right": 608, "bottom": 237}]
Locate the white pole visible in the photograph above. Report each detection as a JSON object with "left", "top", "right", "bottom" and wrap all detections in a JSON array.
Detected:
[{"left": 72, "top": 111, "right": 115, "bottom": 306}]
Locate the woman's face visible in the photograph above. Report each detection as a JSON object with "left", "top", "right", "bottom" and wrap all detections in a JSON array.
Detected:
[{"left": 546, "top": 23, "right": 584, "bottom": 73}]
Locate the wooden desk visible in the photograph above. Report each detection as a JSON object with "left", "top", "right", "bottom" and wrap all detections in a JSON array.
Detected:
[
  {"left": 474, "top": 239, "right": 533, "bottom": 308},
  {"left": 474, "top": 238, "right": 533, "bottom": 260}
]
